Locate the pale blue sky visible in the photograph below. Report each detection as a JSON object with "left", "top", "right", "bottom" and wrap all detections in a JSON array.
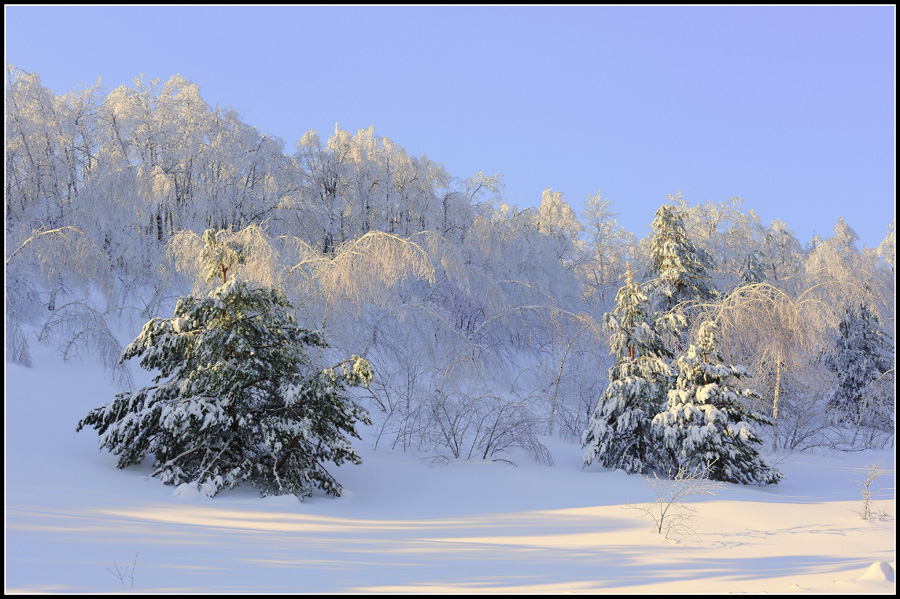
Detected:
[{"left": 5, "top": 5, "right": 895, "bottom": 248}]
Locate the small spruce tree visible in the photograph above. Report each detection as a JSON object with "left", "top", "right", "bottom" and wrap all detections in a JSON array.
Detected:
[
  {"left": 828, "top": 303, "right": 894, "bottom": 435},
  {"left": 77, "top": 229, "right": 373, "bottom": 499},
  {"left": 582, "top": 264, "right": 683, "bottom": 474},
  {"left": 652, "top": 321, "right": 782, "bottom": 485}
]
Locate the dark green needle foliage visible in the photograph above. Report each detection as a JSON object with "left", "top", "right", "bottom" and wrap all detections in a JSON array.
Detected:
[{"left": 78, "top": 230, "right": 373, "bottom": 499}]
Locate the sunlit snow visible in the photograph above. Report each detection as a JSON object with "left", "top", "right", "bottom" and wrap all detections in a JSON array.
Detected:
[{"left": 5, "top": 339, "right": 895, "bottom": 594}]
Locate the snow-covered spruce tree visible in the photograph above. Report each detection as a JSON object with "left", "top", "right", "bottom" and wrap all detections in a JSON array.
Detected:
[
  {"left": 652, "top": 320, "right": 782, "bottom": 485},
  {"left": 582, "top": 264, "right": 683, "bottom": 474},
  {"left": 828, "top": 303, "right": 894, "bottom": 434},
  {"left": 646, "top": 203, "right": 715, "bottom": 313},
  {"left": 77, "top": 230, "right": 373, "bottom": 499}
]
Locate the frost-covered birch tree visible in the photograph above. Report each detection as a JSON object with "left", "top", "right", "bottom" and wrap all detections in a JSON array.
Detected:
[
  {"left": 578, "top": 189, "right": 637, "bottom": 304},
  {"left": 714, "top": 281, "right": 839, "bottom": 451}
]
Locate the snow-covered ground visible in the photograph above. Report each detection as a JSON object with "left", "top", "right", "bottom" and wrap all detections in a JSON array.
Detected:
[{"left": 5, "top": 338, "right": 895, "bottom": 594}]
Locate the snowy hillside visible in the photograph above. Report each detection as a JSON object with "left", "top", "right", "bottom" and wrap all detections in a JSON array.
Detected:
[{"left": 5, "top": 340, "right": 894, "bottom": 594}]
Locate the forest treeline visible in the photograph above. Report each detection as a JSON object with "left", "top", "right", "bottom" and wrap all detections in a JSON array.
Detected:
[{"left": 6, "top": 67, "right": 896, "bottom": 465}]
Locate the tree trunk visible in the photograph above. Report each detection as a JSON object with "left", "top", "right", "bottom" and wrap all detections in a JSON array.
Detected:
[
  {"left": 772, "top": 360, "right": 782, "bottom": 452},
  {"left": 549, "top": 333, "right": 578, "bottom": 436}
]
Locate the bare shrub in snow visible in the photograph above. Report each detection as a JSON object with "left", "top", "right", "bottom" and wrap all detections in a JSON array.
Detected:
[
  {"left": 106, "top": 552, "right": 138, "bottom": 587},
  {"left": 855, "top": 459, "right": 892, "bottom": 521},
  {"left": 626, "top": 461, "right": 725, "bottom": 540},
  {"left": 425, "top": 391, "right": 553, "bottom": 466}
]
